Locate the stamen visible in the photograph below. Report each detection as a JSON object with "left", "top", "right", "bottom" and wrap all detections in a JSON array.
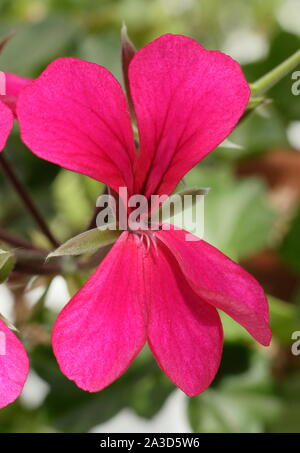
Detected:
[
  {"left": 144, "top": 233, "right": 151, "bottom": 252},
  {"left": 131, "top": 229, "right": 157, "bottom": 255},
  {"left": 149, "top": 232, "right": 158, "bottom": 255}
]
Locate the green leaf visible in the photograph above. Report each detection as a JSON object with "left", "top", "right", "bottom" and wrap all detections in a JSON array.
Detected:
[
  {"left": 0, "top": 249, "right": 15, "bottom": 283},
  {"left": 47, "top": 228, "right": 120, "bottom": 259}
]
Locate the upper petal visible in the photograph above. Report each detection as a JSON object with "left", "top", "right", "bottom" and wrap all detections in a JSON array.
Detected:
[
  {"left": 157, "top": 229, "right": 271, "bottom": 346},
  {"left": 129, "top": 34, "right": 250, "bottom": 198},
  {"left": 0, "top": 319, "right": 29, "bottom": 408},
  {"left": 17, "top": 58, "right": 137, "bottom": 193},
  {"left": 52, "top": 232, "right": 147, "bottom": 392},
  {"left": 0, "top": 101, "right": 13, "bottom": 151},
  {"left": 145, "top": 240, "right": 223, "bottom": 396}
]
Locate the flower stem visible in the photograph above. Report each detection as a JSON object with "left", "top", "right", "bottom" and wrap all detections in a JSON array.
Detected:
[
  {"left": 251, "top": 48, "right": 300, "bottom": 95},
  {"left": 0, "top": 228, "right": 46, "bottom": 252},
  {"left": 0, "top": 152, "right": 59, "bottom": 247},
  {"left": 13, "top": 244, "right": 111, "bottom": 275}
]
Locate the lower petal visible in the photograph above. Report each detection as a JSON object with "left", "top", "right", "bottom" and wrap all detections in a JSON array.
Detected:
[
  {"left": 157, "top": 229, "right": 271, "bottom": 346},
  {"left": 145, "top": 241, "right": 223, "bottom": 396},
  {"left": 0, "top": 319, "right": 29, "bottom": 408},
  {"left": 52, "top": 232, "right": 147, "bottom": 392}
]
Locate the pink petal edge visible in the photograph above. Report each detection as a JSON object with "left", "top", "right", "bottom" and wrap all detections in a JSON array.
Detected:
[
  {"left": 157, "top": 229, "right": 272, "bottom": 346},
  {"left": 0, "top": 319, "right": 29, "bottom": 408}
]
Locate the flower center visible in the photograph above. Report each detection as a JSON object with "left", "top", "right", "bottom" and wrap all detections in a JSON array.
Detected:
[{"left": 130, "top": 228, "right": 158, "bottom": 254}]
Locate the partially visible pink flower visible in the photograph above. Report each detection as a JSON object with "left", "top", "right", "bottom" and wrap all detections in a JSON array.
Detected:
[
  {"left": 0, "top": 72, "right": 31, "bottom": 408},
  {"left": 0, "top": 72, "right": 31, "bottom": 151},
  {"left": 0, "top": 101, "right": 13, "bottom": 151},
  {"left": 17, "top": 34, "right": 271, "bottom": 396},
  {"left": 1, "top": 72, "right": 31, "bottom": 115},
  {"left": 0, "top": 319, "right": 29, "bottom": 408}
]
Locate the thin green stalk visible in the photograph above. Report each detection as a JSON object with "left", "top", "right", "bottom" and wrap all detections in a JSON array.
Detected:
[
  {"left": 0, "top": 152, "right": 59, "bottom": 247},
  {"left": 251, "top": 48, "right": 300, "bottom": 96}
]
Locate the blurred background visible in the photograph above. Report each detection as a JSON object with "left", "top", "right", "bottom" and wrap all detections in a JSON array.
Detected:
[{"left": 0, "top": 0, "right": 300, "bottom": 433}]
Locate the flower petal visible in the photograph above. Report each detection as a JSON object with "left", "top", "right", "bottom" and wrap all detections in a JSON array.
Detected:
[
  {"left": 157, "top": 229, "right": 271, "bottom": 346},
  {"left": 4, "top": 72, "right": 31, "bottom": 97},
  {"left": 145, "top": 240, "right": 223, "bottom": 396},
  {"left": 0, "top": 319, "right": 29, "bottom": 408},
  {"left": 0, "top": 101, "right": 13, "bottom": 151},
  {"left": 17, "top": 58, "right": 137, "bottom": 193},
  {"left": 52, "top": 232, "right": 147, "bottom": 392},
  {"left": 129, "top": 34, "right": 250, "bottom": 197},
  {"left": 1, "top": 72, "right": 31, "bottom": 115}
]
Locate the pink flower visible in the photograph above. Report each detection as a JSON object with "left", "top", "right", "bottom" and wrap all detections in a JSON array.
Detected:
[
  {"left": 0, "top": 73, "right": 30, "bottom": 408},
  {"left": 17, "top": 34, "right": 271, "bottom": 396},
  {"left": 0, "top": 72, "right": 30, "bottom": 151},
  {"left": 0, "top": 318, "right": 29, "bottom": 408}
]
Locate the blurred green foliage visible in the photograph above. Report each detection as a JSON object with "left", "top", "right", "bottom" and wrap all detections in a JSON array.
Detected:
[{"left": 0, "top": 0, "right": 300, "bottom": 433}]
